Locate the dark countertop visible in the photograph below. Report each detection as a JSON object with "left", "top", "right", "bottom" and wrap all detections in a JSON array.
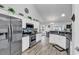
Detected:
[
  {"left": 48, "top": 31, "right": 72, "bottom": 54},
  {"left": 22, "top": 33, "right": 37, "bottom": 37},
  {"left": 49, "top": 31, "right": 72, "bottom": 36},
  {"left": 22, "top": 34, "right": 30, "bottom": 37},
  {"left": 48, "top": 31, "right": 72, "bottom": 41}
]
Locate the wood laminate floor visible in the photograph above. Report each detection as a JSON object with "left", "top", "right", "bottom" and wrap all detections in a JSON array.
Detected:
[{"left": 22, "top": 36, "right": 67, "bottom": 55}]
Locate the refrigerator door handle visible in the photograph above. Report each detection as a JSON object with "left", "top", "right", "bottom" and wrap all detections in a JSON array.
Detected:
[
  {"left": 7, "top": 26, "right": 9, "bottom": 42},
  {"left": 8, "top": 26, "right": 10, "bottom": 42},
  {"left": 10, "top": 24, "right": 13, "bottom": 42}
]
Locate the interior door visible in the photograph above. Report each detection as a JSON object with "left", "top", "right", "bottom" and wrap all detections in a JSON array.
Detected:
[
  {"left": 10, "top": 17, "right": 22, "bottom": 55},
  {"left": 0, "top": 14, "right": 10, "bottom": 55}
]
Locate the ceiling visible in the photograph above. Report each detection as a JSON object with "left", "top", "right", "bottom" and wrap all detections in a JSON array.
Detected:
[{"left": 34, "top": 4, "right": 72, "bottom": 24}]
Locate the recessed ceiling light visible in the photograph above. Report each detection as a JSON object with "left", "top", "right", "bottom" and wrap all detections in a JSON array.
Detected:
[{"left": 61, "top": 13, "right": 66, "bottom": 17}]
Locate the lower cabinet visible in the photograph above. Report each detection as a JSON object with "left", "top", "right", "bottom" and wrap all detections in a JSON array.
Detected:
[
  {"left": 22, "top": 36, "right": 29, "bottom": 52},
  {"left": 59, "top": 36, "right": 67, "bottom": 49},
  {"left": 36, "top": 34, "right": 41, "bottom": 42},
  {"left": 49, "top": 34, "right": 67, "bottom": 49}
]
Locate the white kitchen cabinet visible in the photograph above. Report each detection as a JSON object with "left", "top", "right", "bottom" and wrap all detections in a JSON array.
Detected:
[
  {"left": 55, "top": 35, "right": 60, "bottom": 45},
  {"left": 31, "top": 21, "right": 40, "bottom": 32},
  {"left": 34, "top": 22, "right": 40, "bottom": 32},
  {"left": 49, "top": 34, "right": 59, "bottom": 44},
  {"left": 49, "top": 34, "right": 67, "bottom": 49},
  {"left": 49, "top": 34, "right": 55, "bottom": 44},
  {"left": 59, "top": 36, "right": 66, "bottom": 49},
  {"left": 22, "top": 36, "right": 29, "bottom": 52},
  {"left": 26, "top": 19, "right": 32, "bottom": 24},
  {"left": 22, "top": 20, "right": 26, "bottom": 28},
  {"left": 36, "top": 34, "right": 41, "bottom": 42}
]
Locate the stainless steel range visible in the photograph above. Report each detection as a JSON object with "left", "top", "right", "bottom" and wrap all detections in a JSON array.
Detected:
[
  {"left": 23, "top": 23, "right": 37, "bottom": 48},
  {"left": 29, "top": 34, "right": 36, "bottom": 47}
]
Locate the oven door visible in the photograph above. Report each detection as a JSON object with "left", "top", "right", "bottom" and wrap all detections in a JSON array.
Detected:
[{"left": 29, "top": 35, "right": 36, "bottom": 47}]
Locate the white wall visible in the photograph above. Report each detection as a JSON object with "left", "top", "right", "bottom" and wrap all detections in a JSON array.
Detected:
[{"left": 71, "top": 4, "right": 79, "bottom": 55}]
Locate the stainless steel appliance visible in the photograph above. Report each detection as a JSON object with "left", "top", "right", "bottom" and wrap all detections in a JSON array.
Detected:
[
  {"left": 0, "top": 13, "right": 22, "bottom": 55},
  {"left": 23, "top": 23, "right": 36, "bottom": 48},
  {"left": 29, "top": 34, "right": 36, "bottom": 47}
]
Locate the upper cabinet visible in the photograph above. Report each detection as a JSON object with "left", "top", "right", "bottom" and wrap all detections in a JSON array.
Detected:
[
  {"left": 22, "top": 18, "right": 40, "bottom": 32},
  {"left": 22, "top": 18, "right": 27, "bottom": 28}
]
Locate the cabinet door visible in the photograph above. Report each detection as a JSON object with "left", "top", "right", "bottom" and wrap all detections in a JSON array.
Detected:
[
  {"left": 52, "top": 34, "right": 55, "bottom": 44},
  {"left": 54, "top": 35, "right": 59, "bottom": 44},
  {"left": 49, "top": 34, "right": 55, "bottom": 44},
  {"left": 22, "top": 19, "right": 27, "bottom": 28},
  {"left": 36, "top": 34, "right": 41, "bottom": 42},
  {"left": 59, "top": 36, "right": 66, "bottom": 49},
  {"left": 22, "top": 36, "right": 29, "bottom": 52},
  {"left": 61, "top": 36, "right": 66, "bottom": 49}
]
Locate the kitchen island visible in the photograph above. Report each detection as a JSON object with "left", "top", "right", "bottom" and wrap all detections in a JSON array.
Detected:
[{"left": 49, "top": 31, "right": 72, "bottom": 54}]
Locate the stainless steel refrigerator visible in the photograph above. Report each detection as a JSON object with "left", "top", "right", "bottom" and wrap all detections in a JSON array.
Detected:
[{"left": 0, "top": 13, "right": 22, "bottom": 55}]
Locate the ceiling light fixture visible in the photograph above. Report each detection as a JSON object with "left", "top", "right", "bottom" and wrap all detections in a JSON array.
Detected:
[{"left": 61, "top": 13, "right": 66, "bottom": 17}]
